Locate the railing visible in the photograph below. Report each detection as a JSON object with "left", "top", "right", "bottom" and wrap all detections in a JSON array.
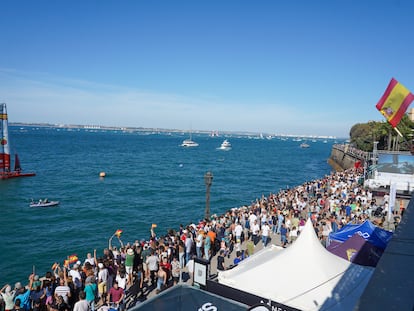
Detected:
[{"left": 332, "top": 144, "right": 370, "bottom": 161}]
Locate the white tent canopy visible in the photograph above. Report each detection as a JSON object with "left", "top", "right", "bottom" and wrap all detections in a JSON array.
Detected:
[{"left": 218, "top": 219, "right": 374, "bottom": 311}]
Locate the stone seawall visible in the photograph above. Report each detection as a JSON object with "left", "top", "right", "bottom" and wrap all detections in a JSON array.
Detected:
[{"left": 328, "top": 144, "right": 369, "bottom": 171}]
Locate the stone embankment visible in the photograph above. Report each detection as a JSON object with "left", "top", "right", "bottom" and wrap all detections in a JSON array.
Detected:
[{"left": 328, "top": 144, "right": 370, "bottom": 171}]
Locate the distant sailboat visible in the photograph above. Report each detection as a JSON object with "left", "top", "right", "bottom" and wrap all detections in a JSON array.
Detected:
[
  {"left": 181, "top": 130, "right": 199, "bottom": 147},
  {"left": 0, "top": 103, "right": 35, "bottom": 179}
]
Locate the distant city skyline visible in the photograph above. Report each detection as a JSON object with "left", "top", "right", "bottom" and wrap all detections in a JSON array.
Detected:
[
  {"left": 9, "top": 121, "right": 339, "bottom": 139},
  {"left": 1, "top": 1, "right": 414, "bottom": 138}
]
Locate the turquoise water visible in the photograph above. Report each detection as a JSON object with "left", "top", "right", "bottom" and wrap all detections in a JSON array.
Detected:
[{"left": 0, "top": 127, "right": 336, "bottom": 284}]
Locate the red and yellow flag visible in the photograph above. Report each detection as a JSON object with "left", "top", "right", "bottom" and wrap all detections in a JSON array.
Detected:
[
  {"left": 376, "top": 78, "right": 414, "bottom": 128},
  {"left": 68, "top": 254, "right": 78, "bottom": 264},
  {"left": 64, "top": 254, "right": 78, "bottom": 266},
  {"left": 115, "top": 229, "right": 123, "bottom": 237}
]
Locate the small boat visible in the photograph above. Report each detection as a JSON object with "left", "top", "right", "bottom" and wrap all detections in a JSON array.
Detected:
[
  {"left": 181, "top": 139, "right": 199, "bottom": 147},
  {"left": 218, "top": 139, "right": 232, "bottom": 150},
  {"left": 181, "top": 131, "right": 198, "bottom": 147},
  {"left": 0, "top": 103, "right": 35, "bottom": 180},
  {"left": 30, "top": 199, "right": 60, "bottom": 208},
  {"left": 300, "top": 143, "right": 310, "bottom": 148}
]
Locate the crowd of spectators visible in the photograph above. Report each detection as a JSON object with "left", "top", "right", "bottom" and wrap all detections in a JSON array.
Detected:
[{"left": 0, "top": 167, "right": 405, "bottom": 311}]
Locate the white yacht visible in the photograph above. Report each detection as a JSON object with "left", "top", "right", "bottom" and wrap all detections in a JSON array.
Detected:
[
  {"left": 181, "top": 139, "right": 199, "bottom": 147},
  {"left": 219, "top": 139, "right": 232, "bottom": 150}
]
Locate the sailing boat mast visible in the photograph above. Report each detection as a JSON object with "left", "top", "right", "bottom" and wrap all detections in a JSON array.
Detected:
[
  {"left": 0, "top": 103, "right": 35, "bottom": 179},
  {"left": 0, "top": 103, "right": 11, "bottom": 173}
]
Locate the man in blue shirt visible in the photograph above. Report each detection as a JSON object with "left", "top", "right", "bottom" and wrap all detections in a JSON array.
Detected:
[
  {"left": 14, "top": 274, "right": 33, "bottom": 311},
  {"left": 233, "top": 251, "right": 243, "bottom": 265}
]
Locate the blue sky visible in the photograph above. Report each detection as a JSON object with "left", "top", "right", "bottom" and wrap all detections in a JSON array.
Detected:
[{"left": 1, "top": 0, "right": 413, "bottom": 138}]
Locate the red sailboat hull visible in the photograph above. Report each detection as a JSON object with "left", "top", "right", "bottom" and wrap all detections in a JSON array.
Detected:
[{"left": 0, "top": 171, "right": 36, "bottom": 180}]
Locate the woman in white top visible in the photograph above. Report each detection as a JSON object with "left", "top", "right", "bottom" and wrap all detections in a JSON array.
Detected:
[{"left": 0, "top": 285, "right": 15, "bottom": 311}]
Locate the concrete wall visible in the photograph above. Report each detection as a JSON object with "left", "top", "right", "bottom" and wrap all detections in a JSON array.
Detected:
[{"left": 328, "top": 145, "right": 368, "bottom": 171}]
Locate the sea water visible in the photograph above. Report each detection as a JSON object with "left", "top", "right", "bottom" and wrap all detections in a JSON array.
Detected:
[{"left": 0, "top": 126, "right": 337, "bottom": 284}]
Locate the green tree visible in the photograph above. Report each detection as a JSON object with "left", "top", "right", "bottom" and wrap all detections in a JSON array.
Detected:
[{"left": 349, "top": 115, "right": 414, "bottom": 152}]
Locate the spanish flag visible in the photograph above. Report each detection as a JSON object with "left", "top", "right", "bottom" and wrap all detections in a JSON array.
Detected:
[
  {"left": 64, "top": 254, "right": 78, "bottom": 267},
  {"left": 115, "top": 229, "right": 123, "bottom": 237},
  {"left": 376, "top": 78, "right": 414, "bottom": 128},
  {"left": 68, "top": 254, "right": 78, "bottom": 264}
]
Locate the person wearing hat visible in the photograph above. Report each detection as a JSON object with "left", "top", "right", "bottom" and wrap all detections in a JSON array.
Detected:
[
  {"left": 14, "top": 274, "right": 34, "bottom": 311},
  {"left": 125, "top": 248, "right": 135, "bottom": 286},
  {"left": 13, "top": 283, "right": 22, "bottom": 300}
]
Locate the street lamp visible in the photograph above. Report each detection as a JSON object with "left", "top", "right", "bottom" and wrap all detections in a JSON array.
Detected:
[{"left": 204, "top": 171, "right": 213, "bottom": 221}]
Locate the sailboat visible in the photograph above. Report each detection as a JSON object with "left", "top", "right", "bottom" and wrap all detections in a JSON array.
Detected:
[
  {"left": 181, "top": 130, "right": 199, "bottom": 147},
  {"left": 0, "top": 103, "right": 35, "bottom": 179}
]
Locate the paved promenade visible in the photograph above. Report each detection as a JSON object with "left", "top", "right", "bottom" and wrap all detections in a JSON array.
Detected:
[{"left": 143, "top": 231, "right": 279, "bottom": 301}]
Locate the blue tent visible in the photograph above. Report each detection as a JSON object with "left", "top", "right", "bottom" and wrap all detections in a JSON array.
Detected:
[{"left": 329, "top": 220, "right": 393, "bottom": 249}]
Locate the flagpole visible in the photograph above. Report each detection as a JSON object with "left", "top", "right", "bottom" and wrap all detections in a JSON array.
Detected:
[{"left": 393, "top": 127, "right": 403, "bottom": 137}]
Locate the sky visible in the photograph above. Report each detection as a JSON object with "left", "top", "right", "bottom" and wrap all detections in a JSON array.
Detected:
[{"left": 1, "top": 0, "right": 414, "bottom": 138}]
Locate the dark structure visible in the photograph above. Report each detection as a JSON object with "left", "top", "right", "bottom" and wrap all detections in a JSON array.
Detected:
[
  {"left": 204, "top": 171, "right": 213, "bottom": 221},
  {"left": 355, "top": 195, "right": 414, "bottom": 310},
  {"left": 133, "top": 284, "right": 247, "bottom": 311}
]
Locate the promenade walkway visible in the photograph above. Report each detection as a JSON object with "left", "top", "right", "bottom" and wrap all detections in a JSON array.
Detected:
[{"left": 144, "top": 229, "right": 273, "bottom": 301}]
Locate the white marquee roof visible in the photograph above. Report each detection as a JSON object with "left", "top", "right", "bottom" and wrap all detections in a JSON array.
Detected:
[{"left": 218, "top": 219, "right": 374, "bottom": 310}]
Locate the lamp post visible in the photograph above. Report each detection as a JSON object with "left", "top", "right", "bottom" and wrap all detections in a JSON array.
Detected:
[{"left": 204, "top": 171, "right": 213, "bottom": 221}]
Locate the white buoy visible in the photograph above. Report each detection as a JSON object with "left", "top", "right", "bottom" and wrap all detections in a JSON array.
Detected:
[{"left": 99, "top": 172, "right": 106, "bottom": 177}]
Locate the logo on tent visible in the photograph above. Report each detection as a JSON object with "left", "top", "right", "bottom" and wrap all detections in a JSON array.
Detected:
[
  {"left": 198, "top": 302, "right": 217, "bottom": 311},
  {"left": 356, "top": 231, "right": 370, "bottom": 239}
]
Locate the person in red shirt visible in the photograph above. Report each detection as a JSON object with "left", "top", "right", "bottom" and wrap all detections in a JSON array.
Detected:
[
  {"left": 108, "top": 281, "right": 124, "bottom": 309},
  {"left": 159, "top": 256, "right": 171, "bottom": 282}
]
